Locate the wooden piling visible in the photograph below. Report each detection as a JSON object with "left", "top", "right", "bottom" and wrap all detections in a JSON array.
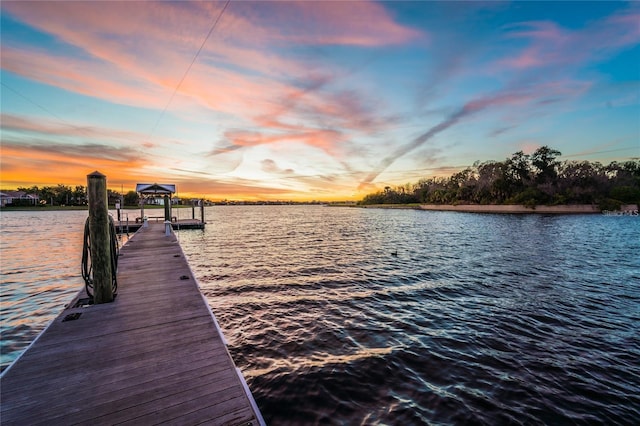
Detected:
[
  {"left": 87, "top": 171, "right": 114, "bottom": 304},
  {"left": 140, "top": 197, "right": 145, "bottom": 226},
  {"left": 200, "top": 199, "right": 205, "bottom": 223},
  {"left": 164, "top": 195, "right": 170, "bottom": 222}
]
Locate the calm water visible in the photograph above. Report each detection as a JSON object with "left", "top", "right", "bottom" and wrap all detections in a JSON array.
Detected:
[{"left": 2, "top": 206, "right": 639, "bottom": 424}]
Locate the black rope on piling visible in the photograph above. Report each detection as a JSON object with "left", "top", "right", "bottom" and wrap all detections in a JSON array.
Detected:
[{"left": 82, "top": 216, "right": 119, "bottom": 300}]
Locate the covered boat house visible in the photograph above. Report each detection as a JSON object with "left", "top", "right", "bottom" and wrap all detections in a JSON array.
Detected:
[{"left": 136, "top": 183, "right": 176, "bottom": 223}]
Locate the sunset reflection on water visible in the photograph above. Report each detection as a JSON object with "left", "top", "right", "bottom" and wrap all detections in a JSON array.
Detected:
[{"left": 0, "top": 209, "right": 128, "bottom": 371}]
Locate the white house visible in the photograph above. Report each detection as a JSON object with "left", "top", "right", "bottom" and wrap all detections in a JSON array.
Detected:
[{"left": 0, "top": 191, "right": 40, "bottom": 207}]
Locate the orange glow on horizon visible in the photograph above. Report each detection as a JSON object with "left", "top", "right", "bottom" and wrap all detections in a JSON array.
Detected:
[{"left": 2, "top": 2, "right": 636, "bottom": 203}]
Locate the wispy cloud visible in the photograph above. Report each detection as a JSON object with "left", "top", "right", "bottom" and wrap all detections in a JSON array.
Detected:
[
  {"left": 2, "top": 0, "right": 416, "bottom": 180},
  {"left": 229, "top": 1, "right": 425, "bottom": 47},
  {"left": 500, "top": 7, "right": 640, "bottom": 72},
  {"left": 1, "top": 1, "right": 423, "bottom": 110},
  {"left": 358, "top": 81, "right": 592, "bottom": 189},
  {"left": 1, "top": 113, "right": 144, "bottom": 143},
  {"left": 261, "top": 159, "right": 294, "bottom": 175},
  {"left": 0, "top": 140, "right": 149, "bottom": 186},
  {"left": 1, "top": 1, "right": 636, "bottom": 199}
]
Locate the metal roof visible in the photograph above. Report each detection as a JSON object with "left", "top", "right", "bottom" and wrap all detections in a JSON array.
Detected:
[{"left": 135, "top": 183, "right": 176, "bottom": 194}]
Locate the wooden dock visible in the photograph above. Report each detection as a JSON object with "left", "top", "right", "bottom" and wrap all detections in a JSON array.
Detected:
[
  {"left": 116, "top": 218, "right": 205, "bottom": 233},
  {"left": 0, "top": 222, "right": 264, "bottom": 425}
]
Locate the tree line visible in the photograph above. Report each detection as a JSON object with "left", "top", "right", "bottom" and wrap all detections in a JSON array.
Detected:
[
  {"left": 359, "top": 146, "right": 640, "bottom": 210},
  {"left": 12, "top": 185, "right": 140, "bottom": 207}
]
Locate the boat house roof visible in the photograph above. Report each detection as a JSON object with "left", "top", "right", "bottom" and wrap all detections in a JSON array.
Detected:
[{"left": 135, "top": 183, "right": 176, "bottom": 195}]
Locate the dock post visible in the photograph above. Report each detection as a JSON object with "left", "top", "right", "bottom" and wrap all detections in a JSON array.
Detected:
[
  {"left": 192, "top": 203, "right": 195, "bottom": 220},
  {"left": 164, "top": 195, "right": 170, "bottom": 222},
  {"left": 200, "top": 199, "right": 205, "bottom": 224},
  {"left": 141, "top": 198, "right": 146, "bottom": 227},
  {"left": 116, "top": 197, "right": 122, "bottom": 234},
  {"left": 87, "top": 171, "right": 114, "bottom": 304},
  {"left": 164, "top": 220, "right": 172, "bottom": 236}
]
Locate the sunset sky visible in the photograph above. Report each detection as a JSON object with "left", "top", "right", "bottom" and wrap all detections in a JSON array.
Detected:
[{"left": 1, "top": 1, "right": 639, "bottom": 201}]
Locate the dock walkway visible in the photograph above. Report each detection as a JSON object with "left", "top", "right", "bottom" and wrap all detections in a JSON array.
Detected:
[
  {"left": 1, "top": 223, "right": 264, "bottom": 425},
  {"left": 116, "top": 218, "right": 205, "bottom": 233}
]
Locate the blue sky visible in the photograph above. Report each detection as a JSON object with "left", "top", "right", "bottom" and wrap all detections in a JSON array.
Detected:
[{"left": 1, "top": 1, "right": 638, "bottom": 200}]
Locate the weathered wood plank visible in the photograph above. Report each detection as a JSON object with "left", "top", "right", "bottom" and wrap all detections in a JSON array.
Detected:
[
  {"left": 3, "top": 355, "right": 235, "bottom": 423},
  {"left": 8, "top": 361, "right": 242, "bottom": 425},
  {"left": 2, "top": 344, "right": 228, "bottom": 409},
  {"left": 2, "top": 316, "right": 218, "bottom": 373},
  {"left": 116, "top": 389, "right": 253, "bottom": 426},
  {"left": 0, "top": 222, "right": 262, "bottom": 426},
  {"left": 89, "top": 373, "right": 248, "bottom": 425},
  {"left": 1, "top": 326, "right": 228, "bottom": 396}
]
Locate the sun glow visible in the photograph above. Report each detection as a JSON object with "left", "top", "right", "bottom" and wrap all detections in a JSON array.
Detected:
[{"left": 1, "top": 1, "right": 638, "bottom": 201}]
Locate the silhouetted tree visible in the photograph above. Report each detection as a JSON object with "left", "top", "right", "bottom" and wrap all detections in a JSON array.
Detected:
[
  {"left": 123, "top": 190, "right": 139, "bottom": 206},
  {"left": 361, "top": 147, "right": 639, "bottom": 207},
  {"left": 72, "top": 185, "right": 87, "bottom": 205},
  {"left": 531, "top": 146, "right": 562, "bottom": 183}
]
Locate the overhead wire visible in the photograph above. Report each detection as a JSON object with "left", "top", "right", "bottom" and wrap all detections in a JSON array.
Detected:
[
  {"left": 1, "top": 81, "right": 86, "bottom": 132},
  {"left": 2, "top": 81, "right": 139, "bottom": 145},
  {"left": 2, "top": 1, "right": 230, "bottom": 147},
  {"left": 147, "top": 0, "right": 231, "bottom": 142}
]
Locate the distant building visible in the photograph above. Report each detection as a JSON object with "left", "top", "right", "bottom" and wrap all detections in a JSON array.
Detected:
[
  {"left": 0, "top": 191, "right": 39, "bottom": 207},
  {"left": 136, "top": 183, "right": 177, "bottom": 206},
  {"left": 145, "top": 197, "right": 181, "bottom": 205}
]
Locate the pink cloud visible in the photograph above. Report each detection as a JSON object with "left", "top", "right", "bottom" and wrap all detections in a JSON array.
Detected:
[
  {"left": 504, "top": 48, "right": 544, "bottom": 69},
  {"left": 1, "top": 113, "right": 145, "bottom": 143},
  {"left": 1, "top": 46, "right": 165, "bottom": 110},
  {"left": 462, "top": 91, "right": 535, "bottom": 115},
  {"left": 505, "top": 20, "right": 567, "bottom": 41},
  {"left": 229, "top": 1, "right": 425, "bottom": 47},
  {"left": 601, "top": 12, "right": 640, "bottom": 47},
  {"left": 0, "top": 4, "right": 261, "bottom": 114},
  {"left": 486, "top": 80, "right": 592, "bottom": 113},
  {"left": 221, "top": 127, "right": 346, "bottom": 156},
  {"left": 1, "top": 1, "right": 423, "bottom": 88},
  {"left": 261, "top": 159, "right": 294, "bottom": 175},
  {"left": 518, "top": 141, "right": 541, "bottom": 155},
  {"left": 2, "top": 0, "right": 413, "bottom": 166},
  {"left": 500, "top": 9, "right": 640, "bottom": 71}
]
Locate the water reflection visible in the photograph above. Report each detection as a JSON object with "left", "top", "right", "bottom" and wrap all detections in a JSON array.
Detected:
[
  {"left": 2, "top": 206, "right": 638, "bottom": 424},
  {"left": 177, "top": 206, "right": 640, "bottom": 425}
]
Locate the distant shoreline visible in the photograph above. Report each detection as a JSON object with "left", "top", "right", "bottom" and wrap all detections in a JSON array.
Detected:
[
  {"left": 0, "top": 205, "right": 171, "bottom": 212},
  {"left": 420, "top": 204, "right": 604, "bottom": 214},
  {"left": 2, "top": 203, "right": 638, "bottom": 215},
  {"left": 358, "top": 203, "right": 639, "bottom": 214}
]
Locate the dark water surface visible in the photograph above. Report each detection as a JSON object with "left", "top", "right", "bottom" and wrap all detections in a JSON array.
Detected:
[
  {"left": 176, "top": 206, "right": 640, "bottom": 425},
  {"left": 2, "top": 206, "right": 639, "bottom": 424}
]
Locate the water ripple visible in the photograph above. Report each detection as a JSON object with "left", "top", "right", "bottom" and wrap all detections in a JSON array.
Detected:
[
  {"left": 174, "top": 206, "right": 640, "bottom": 425},
  {"left": 3, "top": 206, "right": 638, "bottom": 424}
]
